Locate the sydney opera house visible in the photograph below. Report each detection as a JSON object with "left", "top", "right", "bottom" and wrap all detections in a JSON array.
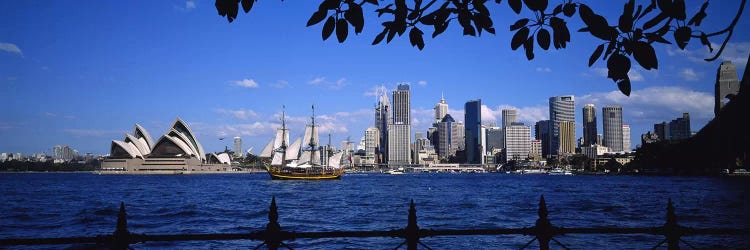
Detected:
[{"left": 100, "top": 118, "right": 233, "bottom": 173}]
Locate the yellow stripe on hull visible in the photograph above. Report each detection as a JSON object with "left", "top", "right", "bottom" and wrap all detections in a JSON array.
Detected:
[{"left": 268, "top": 172, "right": 342, "bottom": 180}]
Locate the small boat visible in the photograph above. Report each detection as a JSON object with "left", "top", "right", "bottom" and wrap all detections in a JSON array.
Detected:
[
  {"left": 387, "top": 168, "right": 405, "bottom": 175},
  {"left": 548, "top": 168, "right": 573, "bottom": 175},
  {"left": 260, "top": 106, "right": 344, "bottom": 180}
]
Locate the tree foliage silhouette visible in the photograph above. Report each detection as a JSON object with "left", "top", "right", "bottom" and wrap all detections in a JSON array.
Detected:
[{"left": 215, "top": 0, "right": 746, "bottom": 96}]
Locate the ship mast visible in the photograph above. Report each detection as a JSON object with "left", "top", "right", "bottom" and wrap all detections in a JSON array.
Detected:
[{"left": 281, "top": 105, "right": 287, "bottom": 164}]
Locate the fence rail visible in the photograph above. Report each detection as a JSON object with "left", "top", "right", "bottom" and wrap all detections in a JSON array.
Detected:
[{"left": 1, "top": 196, "right": 748, "bottom": 250}]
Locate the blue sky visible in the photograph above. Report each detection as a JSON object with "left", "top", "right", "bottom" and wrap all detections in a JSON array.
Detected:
[{"left": 1, "top": 0, "right": 748, "bottom": 155}]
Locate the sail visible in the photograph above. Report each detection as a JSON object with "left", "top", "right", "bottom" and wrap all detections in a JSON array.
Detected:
[
  {"left": 259, "top": 138, "right": 274, "bottom": 158},
  {"left": 273, "top": 129, "right": 285, "bottom": 149},
  {"left": 271, "top": 152, "right": 284, "bottom": 166},
  {"left": 311, "top": 148, "right": 321, "bottom": 165},
  {"left": 286, "top": 138, "right": 302, "bottom": 160},
  {"left": 328, "top": 152, "right": 343, "bottom": 168},
  {"left": 301, "top": 125, "right": 313, "bottom": 148}
]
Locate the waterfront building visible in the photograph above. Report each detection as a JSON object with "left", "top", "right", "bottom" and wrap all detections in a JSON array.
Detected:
[
  {"left": 715, "top": 61, "right": 740, "bottom": 116},
  {"left": 596, "top": 134, "right": 603, "bottom": 145},
  {"left": 582, "top": 104, "right": 597, "bottom": 146},
  {"left": 669, "top": 113, "right": 691, "bottom": 141},
  {"left": 603, "top": 105, "right": 624, "bottom": 152},
  {"left": 535, "top": 120, "right": 551, "bottom": 158},
  {"left": 364, "top": 127, "right": 379, "bottom": 164},
  {"left": 434, "top": 94, "right": 449, "bottom": 125},
  {"left": 233, "top": 137, "right": 242, "bottom": 158},
  {"left": 549, "top": 95, "right": 575, "bottom": 157},
  {"left": 504, "top": 122, "right": 531, "bottom": 162},
  {"left": 502, "top": 109, "right": 517, "bottom": 128},
  {"left": 530, "top": 139, "right": 542, "bottom": 161},
  {"left": 641, "top": 131, "right": 659, "bottom": 145},
  {"left": 52, "top": 145, "right": 77, "bottom": 162},
  {"left": 388, "top": 84, "right": 411, "bottom": 166},
  {"left": 436, "top": 114, "right": 464, "bottom": 161},
  {"left": 622, "top": 125, "right": 631, "bottom": 152},
  {"left": 654, "top": 122, "right": 668, "bottom": 141},
  {"left": 581, "top": 144, "right": 609, "bottom": 159},
  {"left": 102, "top": 118, "right": 232, "bottom": 172},
  {"left": 556, "top": 121, "right": 576, "bottom": 156},
  {"left": 464, "top": 99, "right": 482, "bottom": 164},
  {"left": 485, "top": 126, "right": 503, "bottom": 152},
  {"left": 375, "top": 89, "right": 390, "bottom": 163},
  {"left": 0, "top": 153, "right": 6, "bottom": 162}
]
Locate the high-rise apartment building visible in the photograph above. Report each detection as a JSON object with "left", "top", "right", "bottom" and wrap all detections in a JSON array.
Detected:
[
  {"left": 388, "top": 84, "right": 411, "bottom": 166},
  {"left": 530, "top": 139, "right": 542, "bottom": 161},
  {"left": 375, "top": 89, "right": 390, "bottom": 163},
  {"left": 654, "top": 122, "right": 668, "bottom": 141},
  {"left": 535, "top": 120, "right": 551, "bottom": 158},
  {"left": 436, "top": 114, "right": 464, "bottom": 160},
  {"left": 364, "top": 126, "right": 379, "bottom": 164},
  {"left": 548, "top": 95, "right": 575, "bottom": 157},
  {"left": 556, "top": 121, "right": 576, "bottom": 156},
  {"left": 669, "top": 113, "right": 691, "bottom": 141},
  {"left": 602, "top": 105, "right": 624, "bottom": 152},
  {"left": 504, "top": 123, "right": 531, "bottom": 162},
  {"left": 434, "top": 94, "right": 449, "bottom": 125},
  {"left": 715, "top": 61, "right": 740, "bottom": 116},
  {"left": 502, "top": 109, "right": 517, "bottom": 128},
  {"left": 622, "top": 125, "right": 631, "bottom": 152},
  {"left": 582, "top": 104, "right": 597, "bottom": 146},
  {"left": 486, "top": 127, "right": 503, "bottom": 152},
  {"left": 233, "top": 136, "right": 242, "bottom": 158},
  {"left": 464, "top": 99, "right": 482, "bottom": 164}
]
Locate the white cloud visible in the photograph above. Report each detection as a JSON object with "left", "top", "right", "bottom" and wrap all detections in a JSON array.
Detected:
[
  {"left": 364, "top": 85, "right": 388, "bottom": 97},
  {"left": 591, "top": 67, "right": 645, "bottom": 81},
  {"left": 185, "top": 0, "right": 196, "bottom": 9},
  {"left": 481, "top": 105, "right": 549, "bottom": 126},
  {"left": 666, "top": 42, "right": 749, "bottom": 69},
  {"left": 231, "top": 79, "right": 259, "bottom": 88},
  {"left": 215, "top": 108, "right": 259, "bottom": 120},
  {"left": 679, "top": 68, "right": 699, "bottom": 81},
  {"left": 65, "top": 129, "right": 125, "bottom": 137},
  {"left": 417, "top": 80, "right": 428, "bottom": 86},
  {"left": 536, "top": 67, "right": 552, "bottom": 73},
  {"left": 577, "top": 86, "right": 713, "bottom": 124},
  {"left": 308, "top": 77, "right": 347, "bottom": 89},
  {"left": 271, "top": 80, "right": 289, "bottom": 88},
  {"left": 0, "top": 42, "right": 23, "bottom": 57}
]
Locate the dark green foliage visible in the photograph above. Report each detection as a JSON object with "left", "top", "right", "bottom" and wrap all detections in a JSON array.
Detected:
[{"left": 216, "top": 0, "right": 742, "bottom": 96}]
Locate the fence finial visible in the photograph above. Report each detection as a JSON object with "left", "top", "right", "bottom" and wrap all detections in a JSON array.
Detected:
[
  {"left": 266, "top": 197, "right": 281, "bottom": 250},
  {"left": 112, "top": 202, "right": 130, "bottom": 250},
  {"left": 405, "top": 199, "right": 419, "bottom": 250}
]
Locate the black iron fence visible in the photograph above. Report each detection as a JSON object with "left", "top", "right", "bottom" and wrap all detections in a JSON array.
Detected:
[{"left": 1, "top": 195, "right": 748, "bottom": 250}]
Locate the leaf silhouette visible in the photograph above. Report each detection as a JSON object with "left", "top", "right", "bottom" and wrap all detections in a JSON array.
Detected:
[
  {"left": 607, "top": 53, "right": 631, "bottom": 81},
  {"left": 364, "top": 0, "right": 378, "bottom": 6},
  {"left": 523, "top": 37, "right": 534, "bottom": 60},
  {"left": 642, "top": 12, "right": 667, "bottom": 31},
  {"left": 550, "top": 17, "right": 570, "bottom": 49},
  {"left": 241, "top": 0, "right": 254, "bottom": 13},
  {"left": 563, "top": 3, "right": 576, "bottom": 17},
  {"left": 537, "top": 28, "right": 550, "bottom": 50},
  {"left": 699, "top": 32, "right": 713, "bottom": 52},
  {"left": 322, "top": 16, "right": 335, "bottom": 40},
  {"left": 510, "top": 18, "right": 529, "bottom": 31},
  {"left": 432, "top": 21, "right": 449, "bottom": 38},
  {"left": 633, "top": 41, "right": 658, "bottom": 70},
  {"left": 409, "top": 27, "right": 425, "bottom": 50},
  {"left": 508, "top": 0, "right": 522, "bottom": 14},
  {"left": 618, "top": 0, "right": 634, "bottom": 33},
  {"left": 617, "top": 77, "right": 631, "bottom": 96},
  {"left": 511, "top": 27, "right": 529, "bottom": 50},
  {"left": 688, "top": 1, "right": 708, "bottom": 26},
  {"left": 673, "top": 0, "right": 686, "bottom": 20},
  {"left": 336, "top": 18, "right": 349, "bottom": 43},
  {"left": 589, "top": 44, "right": 604, "bottom": 67},
  {"left": 372, "top": 30, "right": 387, "bottom": 45},
  {"left": 307, "top": 10, "right": 328, "bottom": 27},
  {"left": 523, "top": 0, "right": 547, "bottom": 11},
  {"left": 345, "top": 3, "right": 364, "bottom": 34},
  {"left": 674, "top": 26, "right": 691, "bottom": 50}
]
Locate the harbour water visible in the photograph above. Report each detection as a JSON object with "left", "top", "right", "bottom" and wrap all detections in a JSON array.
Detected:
[{"left": 1, "top": 173, "right": 749, "bottom": 249}]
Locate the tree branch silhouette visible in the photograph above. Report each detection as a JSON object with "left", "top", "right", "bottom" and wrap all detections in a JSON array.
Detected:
[{"left": 215, "top": 0, "right": 746, "bottom": 96}]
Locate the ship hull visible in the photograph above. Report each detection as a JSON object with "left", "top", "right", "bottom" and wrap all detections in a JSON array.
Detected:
[{"left": 264, "top": 164, "right": 344, "bottom": 180}]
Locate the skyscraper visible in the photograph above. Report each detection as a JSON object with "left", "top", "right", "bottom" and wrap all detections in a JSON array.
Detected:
[
  {"left": 556, "top": 121, "right": 576, "bottom": 156},
  {"left": 364, "top": 126, "right": 379, "bottom": 164},
  {"left": 622, "top": 125, "right": 631, "bottom": 152},
  {"left": 548, "top": 95, "right": 575, "bottom": 157},
  {"left": 485, "top": 127, "right": 503, "bottom": 152},
  {"left": 375, "top": 89, "right": 390, "bottom": 163},
  {"left": 233, "top": 136, "right": 242, "bottom": 158},
  {"left": 388, "top": 84, "right": 411, "bottom": 166},
  {"left": 715, "top": 61, "right": 740, "bottom": 116},
  {"left": 582, "top": 104, "right": 597, "bottom": 146},
  {"left": 434, "top": 94, "right": 449, "bottom": 125},
  {"left": 504, "top": 122, "right": 531, "bottom": 162},
  {"left": 669, "top": 113, "right": 691, "bottom": 141},
  {"left": 464, "top": 99, "right": 482, "bottom": 164},
  {"left": 534, "top": 120, "right": 551, "bottom": 158},
  {"left": 602, "top": 105, "right": 624, "bottom": 152},
  {"left": 436, "top": 114, "right": 464, "bottom": 160},
  {"left": 502, "top": 109, "right": 517, "bottom": 128}
]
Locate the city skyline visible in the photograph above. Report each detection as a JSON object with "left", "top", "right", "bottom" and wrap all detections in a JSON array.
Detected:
[{"left": 1, "top": 1, "right": 748, "bottom": 155}]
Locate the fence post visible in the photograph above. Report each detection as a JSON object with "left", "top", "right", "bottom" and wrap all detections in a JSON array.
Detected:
[
  {"left": 406, "top": 199, "right": 419, "bottom": 250},
  {"left": 112, "top": 202, "right": 130, "bottom": 250},
  {"left": 664, "top": 199, "right": 681, "bottom": 250},
  {"left": 536, "top": 195, "right": 551, "bottom": 250},
  {"left": 266, "top": 197, "right": 282, "bottom": 250}
]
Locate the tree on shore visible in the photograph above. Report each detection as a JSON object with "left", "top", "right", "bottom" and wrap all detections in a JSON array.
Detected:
[{"left": 214, "top": 0, "right": 745, "bottom": 96}]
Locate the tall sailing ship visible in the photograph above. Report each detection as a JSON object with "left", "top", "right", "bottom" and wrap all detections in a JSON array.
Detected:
[{"left": 258, "top": 106, "right": 345, "bottom": 180}]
